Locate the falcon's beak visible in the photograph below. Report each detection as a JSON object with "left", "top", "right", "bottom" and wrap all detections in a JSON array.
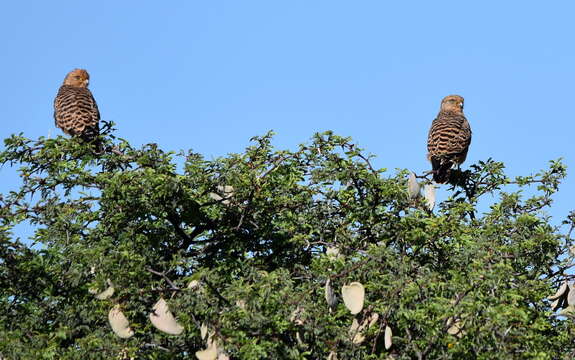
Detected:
[
  {"left": 459, "top": 102, "right": 464, "bottom": 110},
  {"left": 84, "top": 79, "right": 89, "bottom": 86}
]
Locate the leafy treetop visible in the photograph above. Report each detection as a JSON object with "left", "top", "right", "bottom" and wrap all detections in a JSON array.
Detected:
[{"left": 0, "top": 124, "right": 574, "bottom": 359}]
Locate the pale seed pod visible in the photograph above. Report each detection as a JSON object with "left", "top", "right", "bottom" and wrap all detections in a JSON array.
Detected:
[
  {"left": 407, "top": 172, "right": 421, "bottom": 199},
  {"left": 108, "top": 305, "right": 134, "bottom": 339},
  {"left": 149, "top": 298, "right": 184, "bottom": 335},
  {"left": 384, "top": 325, "right": 393, "bottom": 350},
  {"left": 548, "top": 281, "right": 568, "bottom": 300},
  {"left": 325, "top": 278, "right": 337, "bottom": 308},
  {"left": 341, "top": 282, "right": 365, "bottom": 315},
  {"left": 424, "top": 184, "right": 436, "bottom": 211}
]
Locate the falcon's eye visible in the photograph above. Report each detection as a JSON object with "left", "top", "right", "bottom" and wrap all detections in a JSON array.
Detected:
[{"left": 75, "top": 76, "right": 81, "bottom": 80}]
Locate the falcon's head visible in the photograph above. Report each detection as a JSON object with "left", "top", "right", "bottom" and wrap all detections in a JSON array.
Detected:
[
  {"left": 440, "top": 95, "right": 464, "bottom": 113},
  {"left": 63, "top": 69, "right": 90, "bottom": 88}
]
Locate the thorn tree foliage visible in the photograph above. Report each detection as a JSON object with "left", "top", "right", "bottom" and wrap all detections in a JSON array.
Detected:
[{"left": 1, "top": 124, "right": 574, "bottom": 359}]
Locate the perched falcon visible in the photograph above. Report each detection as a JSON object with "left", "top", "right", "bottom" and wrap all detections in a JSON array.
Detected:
[
  {"left": 54, "top": 69, "right": 101, "bottom": 150},
  {"left": 427, "top": 95, "right": 472, "bottom": 183}
]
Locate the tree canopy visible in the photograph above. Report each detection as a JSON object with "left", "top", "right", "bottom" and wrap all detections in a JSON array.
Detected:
[{"left": 1, "top": 125, "right": 574, "bottom": 359}]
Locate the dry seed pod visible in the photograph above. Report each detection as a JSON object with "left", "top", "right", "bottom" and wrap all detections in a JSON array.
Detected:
[
  {"left": 187, "top": 280, "right": 201, "bottom": 290},
  {"left": 326, "top": 246, "right": 342, "bottom": 260},
  {"left": 290, "top": 306, "right": 305, "bottom": 326},
  {"left": 195, "top": 340, "right": 218, "bottom": 360},
  {"left": 352, "top": 313, "right": 379, "bottom": 332},
  {"left": 327, "top": 351, "right": 338, "bottom": 360},
  {"left": 219, "top": 185, "right": 234, "bottom": 194},
  {"left": 219, "top": 185, "right": 234, "bottom": 205},
  {"left": 209, "top": 185, "right": 234, "bottom": 205},
  {"left": 551, "top": 298, "right": 563, "bottom": 311},
  {"left": 446, "top": 317, "right": 464, "bottom": 338},
  {"left": 407, "top": 172, "right": 421, "bottom": 199},
  {"left": 149, "top": 298, "right": 184, "bottom": 335},
  {"left": 88, "top": 286, "right": 98, "bottom": 294},
  {"left": 95, "top": 286, "right": 115, "bottom": 300},
  {"left": 349, "top": 318, "right": 360, "bottom": 334},
  {"left": 290, "top": 307, "right": 302, "bottom": 321},
  {"left": 367, "top": 312, "right": 379, "bottom": 328},
  {"left": 568, "top": 285, "right": 575, "bottom": 306},
  {"left": 548, "top": 281, "right": 568, "bottom": 300},
  {"left": 384, "top": 325, "right": 393, "bottom": 350},
  {"left": 208, "top": 193, "right": 222, "bottom": 201},
  {"left": 108, "top": 305, "right": 134, "bottom": 339},
  {"left": 350, "top": 313, "right": 379, "bottom": 344},
  {"left": 352, "top": 331, "right": 366, "bottom": 344},
  {"left": 349, "top": 318, "right": 364, "bottom": 344},
  {"left": 341, "top": 282, "right": 365, "bottom": 315},
  {"left": 349, "top": 318, "right": 360, "bottom": 333},
  {"left": 95, "top": 279, "right": 115, "bottom": 300},
  {"left": 200, "top": 322, "right": 209, "bottom": 340},
  {"left": 236, "top": 299, "right": 247, "bottom": 310},
  {"left": 325, "top": 279, "right": 337, "bottom": 308},
  {"left": 424, "top": 184, "right": 436, "bottom": 211},
  {"left": 558, "top": 305, "right": 575, "bottom": 318}
]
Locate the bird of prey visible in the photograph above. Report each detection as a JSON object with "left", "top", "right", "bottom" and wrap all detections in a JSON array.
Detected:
[
  {"left": 54, "top": 69, "right": 101, "bottom": 151},
  {"left": 427, "top": 95, "right": 472, "bottom": 183}
]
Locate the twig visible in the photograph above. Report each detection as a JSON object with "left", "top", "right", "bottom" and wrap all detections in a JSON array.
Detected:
[
  {"left": 356, "top": 152, "right": 376, "bottom": 174},
  {"left": 146, "top": 267, "right": 180, "bottom": 290},
  {"left": 415, "top": 170, "right": 434, "bottom": 179},
  {"left": 182, "top": 225, "right": 209, "bottom": 250},
  {"left": 166, "top": 214, "right": 192, "bottom": 244},
  {"left": 405, "top": 327, "right": 423, "bottom": 360},
  {"left": 143, "top": 343, "right": 170, "bottom": 352},
  {"left": 331, "top": 258, "right": 370, "bottom": 279},
  {"left": 259, "top": 155, "right": 287, "bottom": 179},
  {"left": 203, "top": 278, "right": 231, "bottom": 306}
]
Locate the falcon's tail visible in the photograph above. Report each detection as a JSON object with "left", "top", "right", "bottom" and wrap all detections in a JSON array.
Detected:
[
  {"left": 80, "top": 126, "right": 104, "bottom": 154},
  {"left": 91, "top": 138, "right": 104, "bottom": 154},
  {"left": 431, "top": 157, "right": 453, "bottom": 184}
]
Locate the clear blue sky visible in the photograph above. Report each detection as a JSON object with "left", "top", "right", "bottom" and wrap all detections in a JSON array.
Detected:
[{"left": 1, "top": 2, "right": 574, "bottom": 227}]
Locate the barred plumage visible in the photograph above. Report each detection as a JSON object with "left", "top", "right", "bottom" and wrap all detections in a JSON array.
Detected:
[
  {"left": 427, "top": 95, "right": 472, "bottom": 183},
  {"left": 54, "top": 69, "right": 101, "bottom": 149}
]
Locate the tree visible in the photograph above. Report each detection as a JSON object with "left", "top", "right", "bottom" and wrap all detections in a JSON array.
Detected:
[{"left": 0, "top": 124, "right": 574, "bottom": 359}]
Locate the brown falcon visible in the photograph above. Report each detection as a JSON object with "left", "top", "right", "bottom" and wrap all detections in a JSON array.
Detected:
[
  {"left": 427, "top": 95, "right": 472, "bottom": 183},
  {"left": 54, "top": 69, "right": 101, "bottom": 150}
]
